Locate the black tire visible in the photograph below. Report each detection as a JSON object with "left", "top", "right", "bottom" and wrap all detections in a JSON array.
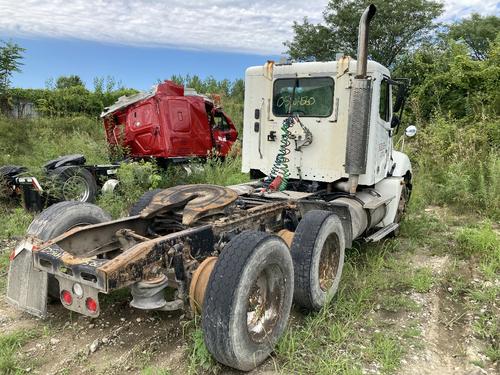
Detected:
[
  {"left": 390, "top": 175, "right": 412, "bottom": 237},
  {"left": 27, "top": 201, "right": 111, "bottom": 299},
  {"left": 49, "top": 166, "right": 97, "bottom": 203},
  {"left": 290, "top": 210, "right": 345, "bottom": 311},
  {"left": 129, "top": 188, "right": 163, "bottom": 216},
  {"left": 202, "top": 231, "right": 294, "bottom": 371}
]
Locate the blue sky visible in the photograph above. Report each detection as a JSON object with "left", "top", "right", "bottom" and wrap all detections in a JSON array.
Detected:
[
  {"left": 8, "top": 37, "right": 281, "bottom": 90},
  {"left": 1, "top": 0, "right": 498, "bottom": 91}
]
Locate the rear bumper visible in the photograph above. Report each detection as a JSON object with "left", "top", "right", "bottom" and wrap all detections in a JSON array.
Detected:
[{"left": 33, "top": 243, "right": 108, "bottom": 292}]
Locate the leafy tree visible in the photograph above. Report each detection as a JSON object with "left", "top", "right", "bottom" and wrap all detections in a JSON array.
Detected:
[
  {"left": 0, "top": 41, "right": 25, "bottom": 112},
  {"left": 285, "top": 0, "right": 443, "bottom": 67},
  {"left": 448, "top": 14, "right": 500, "bottom": 60},
  {"left": 56, "top": 75, "right": 85, "bottom": 89}
]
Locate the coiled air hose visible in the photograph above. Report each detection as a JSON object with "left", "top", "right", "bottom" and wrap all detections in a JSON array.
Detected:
[{"left": 262, "top": 116, "right": 293, "bottom": 191}]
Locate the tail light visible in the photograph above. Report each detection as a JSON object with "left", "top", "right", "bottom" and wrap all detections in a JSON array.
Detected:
[
  {"left": 61, "top": 290, "right": 73, "bottom": 305},
  {"left": 86, "top": 297, "right": 98, "bottom": 314}
]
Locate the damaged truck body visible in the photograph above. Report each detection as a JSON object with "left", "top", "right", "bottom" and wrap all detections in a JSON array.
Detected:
[{"left": 7, "top": 4, "right": 415, "bottom": 371}]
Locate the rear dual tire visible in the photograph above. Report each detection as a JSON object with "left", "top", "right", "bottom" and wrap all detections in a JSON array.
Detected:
[
  {"left": 202, "top": 211, "right": 346, "bottom": 371},
  {"left": 290, "top": 210, "right": 346, "bottom": 311},
  {"left": 202, "top": 231, "right": 294, "bottom": 371}
]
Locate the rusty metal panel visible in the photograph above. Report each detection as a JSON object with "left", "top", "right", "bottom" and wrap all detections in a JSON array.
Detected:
[{"left": 141, "top": 184, "right": 238, "bottom": 225}]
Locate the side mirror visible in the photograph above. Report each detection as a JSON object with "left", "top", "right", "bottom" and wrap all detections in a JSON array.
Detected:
[
  {"left": 393, "top": 84, "right": 407, "bottom": 113},
  {"left": 390, "top": 115, "right": 400, "bottom": 129},
  {"left": 405, "top": 125, "right": 417, "bottom": 137}
]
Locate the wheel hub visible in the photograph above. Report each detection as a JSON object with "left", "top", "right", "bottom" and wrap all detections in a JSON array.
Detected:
[
  {"left": 62, "top": 175, "right": 89, "bottom": 201},
  {"left": 246, "top": 264, "right": 284, "bottom": 343},
  {"left": 318, "top": 233, "right": 341, "bottom": 292}
]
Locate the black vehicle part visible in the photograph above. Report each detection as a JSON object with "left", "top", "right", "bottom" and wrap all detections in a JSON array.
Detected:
[
  {"left": 129, "top": 188, "right": 163, "bottom": 216},
  {"left": 202, "top": 231, "right": 294, "bottom": 371},
  {"left": 49, "top": 165, "right": 98, "bottom": 203},
  {"left": 43, "top": 154, "right": 86, "bottom": 171},
  {"left": 0, "top": 165, "right": 27, "bottom": 178},
  {"left": 21, "top": 182, "right": 43, "bottom": 212},
  {"left": 1, "top": 165, "right": 26, "bottom": 199},
  {"left": 27, "top": 201, "right": 111, "bottom": 240},
  {"left": 290, "top": 210, "right": 345, "bottom": 311},
  {"left": 389, "top": 174, "right": 412, "bottom": 237}
]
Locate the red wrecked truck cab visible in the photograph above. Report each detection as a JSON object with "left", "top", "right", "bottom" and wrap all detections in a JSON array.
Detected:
[{"left": 101, "top": 81, "right": 238, "bottom": 159}]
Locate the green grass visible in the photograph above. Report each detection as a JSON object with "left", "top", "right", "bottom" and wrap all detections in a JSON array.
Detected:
[
  {"left": 444, "top": 223, "right": 500, "bottom": 363},
  {"left": 187, "top": 327, "right": 218, "bottom": 375},
  {"left": 273, "top": 235, "right": 424, "bottom": 374},
  {"left": 380, "top": 295, "right": 420, "bottom": 313},
  {"left": 409, "top": 268, "right": 434, "bottom": 293},
  {"left": 0, "top": 207, "right": 33, "bottom": 238},
  {"left": 0, "top": 330, "right": 39, "bottom": 375},
  {"left": 0, "top": 115, "right": 109, "bottom": 170},
  {"left": 367, "top": 333, "right": 404, "bottom": 374},
  {"left": 141, "top": 367, "right": 172, "bottom": 375}
]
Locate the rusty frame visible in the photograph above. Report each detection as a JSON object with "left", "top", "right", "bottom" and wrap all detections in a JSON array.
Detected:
[{"left": 33, "top": 198, "right": 294, "bottom": 294}]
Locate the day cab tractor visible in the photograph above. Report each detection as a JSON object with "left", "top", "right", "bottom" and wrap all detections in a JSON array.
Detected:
[
  {"left": 0, "top": 81, "right": 238, "bottom": 210},
  {"left": 7, "top": 5, "right": 416, "bottom": 371}
]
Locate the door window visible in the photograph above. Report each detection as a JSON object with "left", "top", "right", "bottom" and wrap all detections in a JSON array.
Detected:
[
  {"left": 214, "top": 112, "right": 230, "bottom": 131},
  {"left": 379, "top": 79, "right": 391, "bottom": 122}
]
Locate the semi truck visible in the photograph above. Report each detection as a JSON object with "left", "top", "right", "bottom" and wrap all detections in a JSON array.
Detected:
[{"left": 7, "top": 4, "right": 415, "bottom": 371}]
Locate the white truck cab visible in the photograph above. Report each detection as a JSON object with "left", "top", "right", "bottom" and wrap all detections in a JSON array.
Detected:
[{"left": 242, "top": 58, "right": 406, "bottom": 186}]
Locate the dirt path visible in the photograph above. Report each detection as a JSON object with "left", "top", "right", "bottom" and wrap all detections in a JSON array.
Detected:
[{"left": 399, "top": 252, "right": 494, "bottom": 375}]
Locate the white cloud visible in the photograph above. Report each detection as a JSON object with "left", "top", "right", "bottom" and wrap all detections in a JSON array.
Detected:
[
  {"left": 0, "top": 0, "right": 328, "bottom": 54},
  {"left": 439, "top": 0, "right": 499, "bottom": 21},
  {"left": 0, "top": 0, "right": 498, "bottom": 55}
]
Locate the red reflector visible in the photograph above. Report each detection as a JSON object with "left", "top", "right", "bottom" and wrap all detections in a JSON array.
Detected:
[
  {"left": 61, "top": 290, "right": 73, "bottom": 305},
  {"left": 9, "top": 249, "right": 16, "bottom": 261},
  {"left": 86, "top": 297, "right": 98, "bottom": 313}
]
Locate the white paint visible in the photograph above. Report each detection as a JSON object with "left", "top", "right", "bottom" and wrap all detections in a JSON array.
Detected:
[{"left": 242, "top": 59, "right": 395, "bottom": 186}]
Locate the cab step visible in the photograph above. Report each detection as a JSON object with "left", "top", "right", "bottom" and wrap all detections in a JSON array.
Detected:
[{"left": 365, "top": 223, "right": 399, "bottom": 242}]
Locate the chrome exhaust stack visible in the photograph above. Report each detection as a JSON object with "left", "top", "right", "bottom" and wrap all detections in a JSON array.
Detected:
[{"left": 345, "top": 4, "right": 377, "bottom": 194}]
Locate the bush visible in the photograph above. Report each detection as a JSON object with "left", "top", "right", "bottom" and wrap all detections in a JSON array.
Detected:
[
  {"left": 98, "top": 161, "right": 162, "bottom": 218},
  {"left": 97, "top": 156, "right": 249, "bottom": 219},
  {"left": 408, "top": 117, "right": 500, "bottom": 219},
  {"left": 0, "top": 115, "right": 109, "bottom": 169}
]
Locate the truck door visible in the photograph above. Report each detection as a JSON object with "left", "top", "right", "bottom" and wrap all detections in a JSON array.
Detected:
[
  {"left": 164, "top": 98, "right": 213, "bottom": 157},
  {"left": 375, "top": 77, "right": 393, "bottom": 179},
  {"left": 125, "top": 101, "right": 163, "bottom": 156}
]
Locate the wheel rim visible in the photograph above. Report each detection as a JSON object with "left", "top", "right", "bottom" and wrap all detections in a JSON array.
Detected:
[
  {"left": 318, "top": 233, "right": 341, "bottom": 292},
  {"left": 62, "top": 175, "right": 90, "bottom": 201},
  {"left": 246, "top": 264, "right": 284, "bottom": 343}
]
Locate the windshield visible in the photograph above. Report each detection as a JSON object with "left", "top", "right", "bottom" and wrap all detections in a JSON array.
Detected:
[{"left": 272, "top": 77, "right": 334, "bottom": 117}]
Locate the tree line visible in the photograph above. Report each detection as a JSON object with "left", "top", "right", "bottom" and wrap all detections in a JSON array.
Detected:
[
  {"left": 285, "top": 0, "right": 499, "bottom": 122},
  {"left": 0, "top": 0, "right": 498, "bottom": 123}
]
